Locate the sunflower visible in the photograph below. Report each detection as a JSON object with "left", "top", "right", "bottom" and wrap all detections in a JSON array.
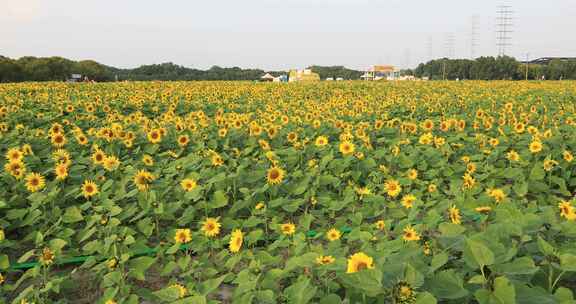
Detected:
[
  {"left": 21, "top": 144, "right": 33, "bottom": 156},
  {"left": 174, "top": 228, "right": 192, "bottom": 244},
  {"left": 4, "top": 160, "right": 26, "bottom": 179},
  {"left": 487, "top": 188, "right": 506, "bottom": 203},
  {"left": 177, "top": 135, "right": 189, "bottom": 147},
  {"left": 563, "top": 150, "right": 573, "bottom": 162},
  {"left": 428, "top": 183, "right": 437, "bottom": 193},
  {"left": 339, "top": 141, "right": 355, "bottom": 155},
  {"left": 171, "top": 283, "right": 187, "bottom": 298},
  {"left": 449, "top": 205, "right": 461, "bottom": 224},
  {"left": 0, "top": 229, "right": 4, "bottom": 241},
  {"left": 211, "top": 154, "right": 224, "bottom": 167},
  {"left": 180, "top": 178, "right": 197, "bottom": 192},
  {"left": 51, "top": 133, "right": 67, "bottom": 147},
  {"left": 6, "top": 148, "right": 23, "bottom": 162},
  {"left": 475, "top": 206, "right": 492, "bottom": 214},
  {"left": 266, "top": 166, "right": 285, "bottom": 185},
  {"left": 384, "top": 179, "right": 402, "bottom": 197},
  {"left": 315, "top": 136, "right": 329, "bottom": 147},
  {"left": 0, "top": 272, "right": 4, "bottom": 285},
  {"left": 54, "top": 163, "right": 68, "bottom": 180},
  {"left": 286, "top": 132, "right": 298, "bottom": 143},
  {"left": 39, "top": 247, "right": 55, "bottom": 266},
  {"left": 133, "top": 170, "right": 155, "bottom": 191},
  {"left": 25, "top": 172, "right": 45, "bottom": 192},
  {"left": 92, "top": 149, "right": 106, "bottom": 165},
  {"left": 147, "top": 129, "right": 162, "bottom": 144},
  {"left": 394, "top": 282, "right": 417, "bottom": 303},
  {"left": 529, "top": 140, "right": 543, "bottom": 153},
  {"left": 462, "top": 173, "right": 476, "bottom": 190},
  {"left": 103, "top": 156, "right": 120, "bottom": 171},
  {"left": 403, "top": 226, "right": 420, "bottom": 241},
  {"left": 326, "top": 228, "right": 342, "bottom": 241},
  {"left": 229, "top": 229, "right": 243, "bottom": 253},
  {"left": 218, "top": 128, "right": 227, "bottom": 137},
  {"left": 506, "top": 150, "right": 520, "bottom": 162},
  {"left": 255, "top": 202, "right": 265, "bottom": 210},
  {"left": 142, "top": 155, "right": 154, "bottom": 166},
  {"left": 81, "top": 180, "right": 99, "bottom": 198},
  {"left": 316, "top": 255, "right": 335, "bottom": 265},
  {"left": 346, "top": 252, "right": 374, "bottom": 273},
  {"left": 375, "top": 220, "right": 386, "bottom": 230},
  {"left": 280, "top": 223, "right": 296, "bottom": 235},
  {"left": 543, "top": 159, "right": 558, "bottom": 171},
  {"left": 559, "top": 201, "right": 574, "bottom": 219},
  {"left": 401, "top": 194, "right": 416, "bottom": 209},
  {"left": 201, "top": 217, "right": 221, "bottom": 237}
]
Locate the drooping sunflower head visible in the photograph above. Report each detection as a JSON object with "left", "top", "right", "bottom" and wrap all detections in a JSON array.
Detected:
[{"left": 346, "top": 252, "right": 374, "bottom": 273}]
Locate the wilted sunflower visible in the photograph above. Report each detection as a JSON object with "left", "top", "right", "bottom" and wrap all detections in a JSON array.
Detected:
[
  {"left": 326, "top": 228, "right": 342, "bottom": 241},
  {"left": 174, "top": 228, "right": 192, "bottom": 244},
  {"left": 81, "top": 180, "right": 99, "bottom": 198},
  {"left": 25, "top": 172, "right": 45, "bottom": 193},
  {"left": 201, "top": 217, "right": 221, "bottom": 237},
  {"left": 266, "top": 166, "right": 285, "bottom": 185},
  {"left": 346, "top": 252, "right": 374, "bottom": 273},
  {"left": 180, "top": 178, "right": 197, "bottom": 192},
  {"left": 229, "top": 229, "right": 243, "bottom": 253}
]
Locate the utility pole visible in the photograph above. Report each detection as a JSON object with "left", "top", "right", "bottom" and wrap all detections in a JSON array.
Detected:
[
  {"left": 496, "top": 5, "right": 513, "bottom": 56},
  {"left": 525, "top": 53, "right": 530, "bottom": 81}
]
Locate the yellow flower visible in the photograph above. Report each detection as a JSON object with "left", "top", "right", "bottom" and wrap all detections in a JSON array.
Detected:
[
  {"left": 401, "top": 194, "right": 416, "bottom": 209},
  {"left": 266, "top": 166, "right": 285, "bottom": 185},
  {"left": 543, "top": 159, "right": 558, "bottom": 171},
  {"left": 142, "top": 155, "right": 154, "bottom": 166},
  {"left": 211, "top": 154, "right": 224, "bottom": 167},
  {"left": 339, "top": 141, "right": 355, "bottom": 155},
  {"left": 462, "top": 173, "right": 476, "bottom": 190},
  {"left": 81, "top": 180, "right": 99, "bottom": 198},
  {"left": 428, "top": 183, "right": 437, "bottom": 193},
  {"left": 171, "top": 283, "right": 187, "bottom": 298},
  {"left": 316, "top": 255, "right": 335, "bottom": 265},
  {"left": 201, "top": 217, "right": 221, "bottom": 237},
  {"left": 133, "top": 169, "right": 155, "bottom": 191},
  {"left": 506, "top": 150, "right": 520, "bottom": 162},
  {"left": 449, "top": 205, "right": 461, "bottom": 224},
  {"left": 92, "top": 149, "right": 106, "bottom": 165},
  {"left": 280, "top": 223, "right": 296, "bottom": 235},
  {"left": 326, "top": 228, "right": 342, "bottom": 241},
  {"left": 563, "top": 150, "right": 573, "bottom": 162},
  {"left": 559, "top": 201, "right": 575, "bottom": 220},
  {"left": 105, "top": 300, "right": 117, "bottom": 304},
  {"left": 25, "top": 172, "right": 45, "bottom": 193},
  {"left": 147, "top": 129, "right": 162, "bottom": 144},
  {"left": 487, "top": 188, "right": 506, "bottom": 203},
  {"left": 315, "top": 136, "right": 329, "bottom": 147},
  {"left": 177, "top": 134, "right": 190, "bottom": 147},
  {"left": 346, "top": 252, "right": 374, "bottom": 273},
  {"left": 375, "top": 220, "right": 386, "bottom": 231},
  {"left": 6, "top": 147, "right": 23, "bottom": 162},
  {"left": 384, "top": 179, "right": 402, "bottom": 197},
  {"left": 255, "top": 202, "right": 265, "bottom": 210},
  {"left": 0, "top": 229, "right": 4, "bottom": 241},
  {"left": 103, "top": 156, "right": 120, "bottom": 171},
  {"left": 54, "top": 163, "right": 69, "bottom": 180},
  {"left": 174, "top": 228, "right": 192, "bottom": 244},
  {"left": 403, "top": 226, "right": 420, "bottom": 241},
  {"left": 39, "top": 247, "right": 55, "bottom": 266},
  {"left": 180, "top": 178, "right": 197, "bottom": 192},
  {"left": 229, "top": 229, "right": 243, "bottom": 253},
  {"left": 529, "top": 140, "right": 543, "bottom": 153},
  {"left": 0, "top": 272, "right": 4, "bottom": 285},
  {"left": 475, "top": 206, "right": 492, "bottom": 214}
]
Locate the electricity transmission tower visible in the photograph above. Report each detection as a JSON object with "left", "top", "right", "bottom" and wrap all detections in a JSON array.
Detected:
[
  {"left": 496, "top": 5, "right": 513, "bottom": 56},
  {"left": 470, "top": 15, "right": 479, "bottom": 59}
]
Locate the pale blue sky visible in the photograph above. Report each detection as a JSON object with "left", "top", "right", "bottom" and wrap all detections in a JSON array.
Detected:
[{"left": 1, "top": 0, "right": 574, "bottom": 70}]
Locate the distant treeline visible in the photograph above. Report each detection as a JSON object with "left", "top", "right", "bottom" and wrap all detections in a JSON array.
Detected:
[
  {"left": 2, "top": 54, "right": 576, "bottom": 82},
  {"left": 414, "top": 56, "right": 576, "bottom": 80}
]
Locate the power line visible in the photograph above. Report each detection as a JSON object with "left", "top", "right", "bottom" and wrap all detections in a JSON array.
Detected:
[{"left": 496, "top": 5, "right": 513, "bottom": 56}]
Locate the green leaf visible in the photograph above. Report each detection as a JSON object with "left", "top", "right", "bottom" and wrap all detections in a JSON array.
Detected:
[
  {"left": 463, "top": 239, "right": 494, "bottom": 269},
  {"left": 474, "top": 277, "right": 515, "bottom": 304},
  {"left": 211, "top": 190, "right": 228, "bottom": 209},
  {"left": 340, "top": 269, "right": 384, "bottom": 297},
  {"left": 152, "top": 285, "right": 181, "bottom": 302},
  {"left": 429, "top": 252, "right": 449, "bottom": 274},
  {"left": 428, "top": 269, "right": 468, "bottom": 300},
  {"left": 127, "top": 256, "right": 156, "bottom": 280},
  {"left": 529, "top": 164, "right": 545, "bottom": 181},
  {"left": 283, "top": 277, "right": 317, "bottom": 304},
  {"left": 560, "top": 254, "right": 576, "bottom": 272},
  {"left": 537, "top": 236, "right": 556, "bottom": 256},
  {"left": 415, "top": 292, "right": 437, "bottom": 304},
  {"left": 199, "top": 274, "right": 228, "bottom": 296},
  {"left": 0, "top": 254, "right": 10, "bottom": 270},
  {"left": 492, "top": 257, "right": 537, "bottom": 275},
  {"left": 62, "top": 206, "right": 83, "bottom": 223},
  {"left": 320, "top": 294, "right": 342, "bottom": 304}
]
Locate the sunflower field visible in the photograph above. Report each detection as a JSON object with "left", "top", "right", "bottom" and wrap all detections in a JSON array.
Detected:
[{"left": 0, "top": 81, "right": 576, "bottom": 304}]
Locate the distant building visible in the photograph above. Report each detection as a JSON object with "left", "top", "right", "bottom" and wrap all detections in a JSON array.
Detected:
[
  {"left": 288, "top": 69, "right": 320, "bottom": 82},
  {"left": 260, "top": 73, "right": 275, "bottom": 82},
  {"left": 67, "top": 74, "right": 83, "bottom": 83},
  {"left": 361, "top": 65, "right": 400, "bottom": 81}
]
